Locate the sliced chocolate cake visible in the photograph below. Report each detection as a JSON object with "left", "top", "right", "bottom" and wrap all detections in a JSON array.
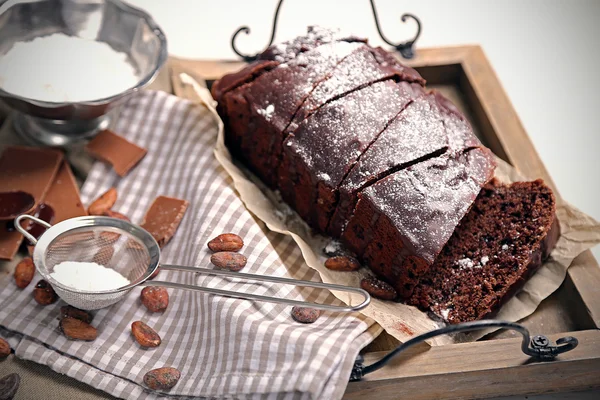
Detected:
[
  {"left": 214, "top": 28, "right": 367, "bottom": 103},
  {"left": 223, "top": 40, "right": 361, "bottom": 187},
  {"left": 408, "top": 179, "right": 559, "bottom": 324},
  {"left": 342, "top": 147, "right": 496, "bottom": 298},
  {"left": 329, "top": 94, "right": 450, "bottom": 237},
  {"left": 285, "top": 46, "right": 425, "bottom": 135},
  {"left": 278, "top": 80, "right": 421, "bottom": 230}
]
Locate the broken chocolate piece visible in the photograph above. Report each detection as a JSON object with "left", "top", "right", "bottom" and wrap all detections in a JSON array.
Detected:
[
  {"left": 85, "top": 130, "right": 147, "bottom": 177},
  {"left": 0, "top": 146, "right": 63, "bottom": 260},
  {"left": 0, "top": 191, "right": 35, "bottom": 220},
  {"left": 140, "top": 196, "right": 189, "bottom": 248},
  {"left": 42, "top": 163, "right": 87, "bottom": 222}
]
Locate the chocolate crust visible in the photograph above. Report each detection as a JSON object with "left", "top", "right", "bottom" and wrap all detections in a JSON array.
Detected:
[{"left": 211, "top": 60, "right": 280, "bottom": 103}]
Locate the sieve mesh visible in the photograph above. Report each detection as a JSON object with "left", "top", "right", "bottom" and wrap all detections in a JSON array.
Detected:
[{"left": 31, "top": 216, "right": 160, "bottom": 310}]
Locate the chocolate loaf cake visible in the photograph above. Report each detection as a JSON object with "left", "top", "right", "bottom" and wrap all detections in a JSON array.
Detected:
[
  {"left": 213, "top": 30, "right": 559, "bottom": 323},
  {"left": 408, "top": 179, "right": 559, "bottom": 323},
  {"left": 342, "top": 148, "right": 496, "bottom": 298},
  {"left": 278, "top": 80, "right": 421, "bottom": 230}
]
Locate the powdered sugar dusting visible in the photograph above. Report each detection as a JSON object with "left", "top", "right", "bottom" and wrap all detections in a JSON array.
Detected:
[
  {"left": 317, "top": 172, "right": 331, "bottom": 181},
  {"left": 440, "top": 308, "right": 450, "bottom": 320},
  {"left": 362, "top": 148, "right": 495, "bottom": 263},
  {"left": 262, "top": 26, "right": 359, "bottom": 63},
  {"left": 324, "top": 239, "right": 343, "bottom": 256},
  {"left": 288, "top": 81, "right": 413, "bottom": 186},
  {"left": 257, "top": 104, "right": 275, "bottom": 120},
  {"left": 246, "top": 40, "right": 361, "bottom": 132},
  {"left": 342, "top": 93, "right": 446, "bottom": 193}
]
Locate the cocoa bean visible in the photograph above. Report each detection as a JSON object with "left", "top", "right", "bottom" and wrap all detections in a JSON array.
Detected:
[{"left": 207, "top": 233, "right": 243, "bottom": 252}]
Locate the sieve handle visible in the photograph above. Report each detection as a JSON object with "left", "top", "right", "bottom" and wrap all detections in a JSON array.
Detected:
[
  {"left": 14, "top": 214, "right": 52, "bottom": 246},
  {"left": 151, "top": 265, "right": 371, "bottom": 312}
]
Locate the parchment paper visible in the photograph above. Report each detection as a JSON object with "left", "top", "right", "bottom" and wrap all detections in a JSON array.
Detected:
[{"left": 182, "top": 73, "right": 600, "bottom": 346}]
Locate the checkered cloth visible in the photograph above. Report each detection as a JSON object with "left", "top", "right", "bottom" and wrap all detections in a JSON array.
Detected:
[{"left": 0, "top": 90, "right": 378, "bottom": 399}]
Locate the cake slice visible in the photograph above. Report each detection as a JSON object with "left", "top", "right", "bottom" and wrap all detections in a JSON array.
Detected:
[
  {"left": 407, "top": 179, "right": 559, "bottom": 324},
  {"left": 329, "top": 91, "right": 483, "bottom": 237},
  {"left": 285, "top": 46, "right": 425, "bottom": 134},
  {"left": 342, "top": 147, "right": 496, "bottom": 298},
  {"left": 222, "top": 40, "right": 362, "bottom": 187},
  {"left": 329, "top": 94, "right": 448, "bottom": 237},
  {"left": 278, "top": 80, "right": 422, "bottom": 230}
]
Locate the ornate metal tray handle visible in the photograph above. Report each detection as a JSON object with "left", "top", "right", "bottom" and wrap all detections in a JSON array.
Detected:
[
  {"left": 350, "top": 320, "right": 579, "bottom": 381},
  {"left": 369, "top": 0, "right": 421, "bottom": 59},
  {"left": 231, "top": 0, "right": 422, "bottom": 62}
]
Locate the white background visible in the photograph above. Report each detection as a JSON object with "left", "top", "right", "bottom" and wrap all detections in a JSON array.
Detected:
[{"left": 128, "top": 0, "right": 600, "bottom": 263}]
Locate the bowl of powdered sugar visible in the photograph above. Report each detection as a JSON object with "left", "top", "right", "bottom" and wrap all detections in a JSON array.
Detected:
[{"left": 0, "top": 0, "right": 167, "bottom": 146}]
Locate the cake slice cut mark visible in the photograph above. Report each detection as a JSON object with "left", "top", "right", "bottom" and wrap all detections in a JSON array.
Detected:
[
  {"left": 213, "top": 27, "right": 367, "bottom": 102},
  {"left": 280, "top": 80, "right": 419, "bottom": 231},
  {"left": 284, "top": 46, "right": 425, "bottom": 137},
  {"left": 407, "top": 179, "right": 559, "bottom": 324},
  {"left": 319, "top": 96, "right": 422, "bottom": 235},
  {"left": 328, "top": 93, "right": 458, "bottom": 237},
  {"left": 326, "top": 145, "right": 448, "bottom": 235}
]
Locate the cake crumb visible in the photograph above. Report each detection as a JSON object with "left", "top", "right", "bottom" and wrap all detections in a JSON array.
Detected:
[
  {"left": 324, "top": 240, "right": 343, "bottom": 256},
  {"left": 440, "top": 308, "right": 450, "bottom": 320},
  {"left": 318, "top": 172, "right": 331, "bottom": 181},
  {"left": 457, "top": 258, "right": 474, "bottom": 269},
  {"left": 257, "top": 104, "right": 275, "bottom": 120}
]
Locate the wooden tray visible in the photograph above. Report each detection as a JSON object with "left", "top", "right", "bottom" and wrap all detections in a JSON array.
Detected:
[
  {"left": 0, "top": 46, "right": 598, "bottom": 400},
  {"left": 162, "top": 46, "right": 600, "bottom": 399}
]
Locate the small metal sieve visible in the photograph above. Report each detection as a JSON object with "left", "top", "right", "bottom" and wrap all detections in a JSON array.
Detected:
[{"left": 16, "top": 215, "right": 370, "bottom": 312}]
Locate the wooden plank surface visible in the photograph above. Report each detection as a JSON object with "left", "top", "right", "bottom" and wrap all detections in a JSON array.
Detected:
[{"left": 345, "top": 329, "right": 600, "bottom": 400}]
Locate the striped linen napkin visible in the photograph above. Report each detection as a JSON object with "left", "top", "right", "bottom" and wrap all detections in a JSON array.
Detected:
[{"left": 0, "top": 90, "right": 379, "bottom": 399}]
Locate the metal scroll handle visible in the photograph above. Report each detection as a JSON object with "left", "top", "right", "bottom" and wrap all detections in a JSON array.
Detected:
[
  {"left": 231, "top": 0, "right": 422, "bottom": 61},
  {"left": 351, "top": 320, "right": 579, "bottom": 381}
]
